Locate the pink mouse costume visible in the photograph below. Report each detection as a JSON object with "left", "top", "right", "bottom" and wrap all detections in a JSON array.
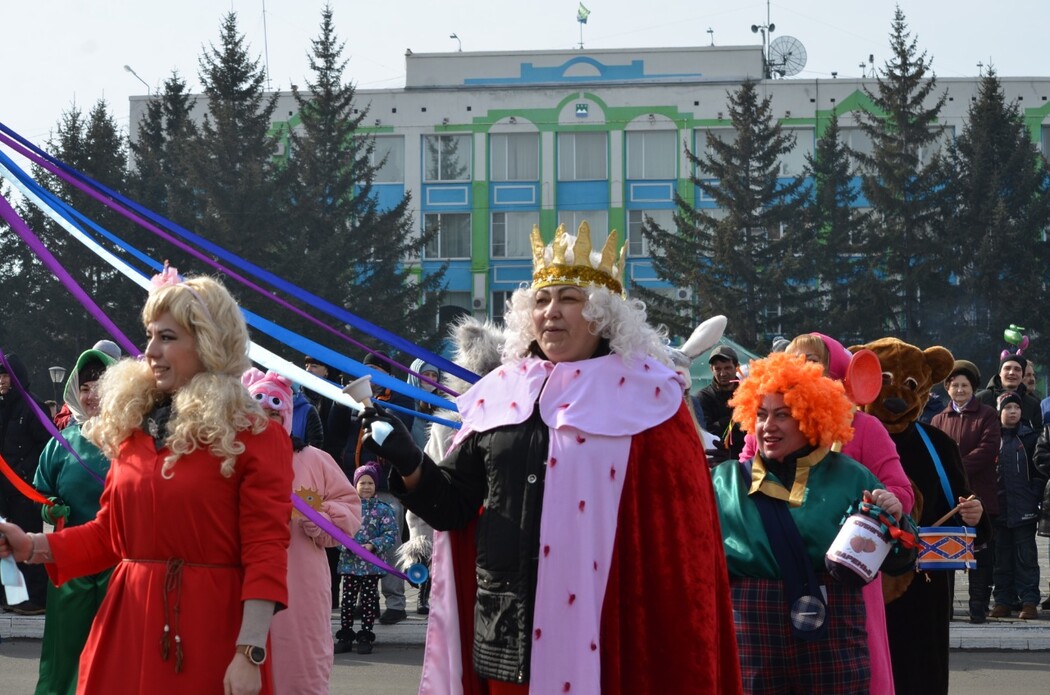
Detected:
[{"left": 243, "top": 369, "right": 361, "bottom": 695}]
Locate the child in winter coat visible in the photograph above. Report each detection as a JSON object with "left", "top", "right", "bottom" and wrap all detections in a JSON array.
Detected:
[
  {"left": 335, "top": 464, "right": 398, "bottom": 654},
  {"left": 992, "top": 392, "right": 1044, "bottom": 620}
]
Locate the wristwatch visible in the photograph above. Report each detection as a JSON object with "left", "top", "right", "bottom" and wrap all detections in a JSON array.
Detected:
[{"left": 238, "top": 644, "right": 267, "bottom": 666}]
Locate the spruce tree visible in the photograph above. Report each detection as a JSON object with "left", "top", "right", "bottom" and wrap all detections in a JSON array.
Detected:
[
  {"left": 190, "top": 12, "right": 280, "bottom": 262},
  {"left": 801, "top": 115, "right": 879, "bottom": 343},
  {"left": 938, "top": 67, "right": 1050, "bottom": 370},
  {"left": 639, "top": 80, "right": 806, "bottom": 351},
  {"left": 857, "top": 6, "right": 949, "bottom": 342},
  {"left": 0, "top": 102, "right": 140, "bottom": 374},
  {"left": 127, "top": 70, "right": 201, "bottom": 244},
  {"left": 278, "top": 5, "right": 446, "bottom": 353}
]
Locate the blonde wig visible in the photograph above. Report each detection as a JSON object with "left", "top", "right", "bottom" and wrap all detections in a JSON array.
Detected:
[
  {"left": 502, "top": 285, "right": 670, "bottom": 366},
  {"left": 729, "top": 351, "right": 854, "bottom": 449},
  {"left": 785, "top": 334, "right": 829, "bottom": 372},
  {"left": 85, "top": 276, "right": 267, "bottom": 478}
]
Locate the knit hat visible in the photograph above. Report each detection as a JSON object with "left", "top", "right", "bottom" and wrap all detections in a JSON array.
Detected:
[
  {"left": 997, "top": 390, "right": 1023, "bottom": 413},
  {"left": 353, "top": 463, "right": 382, "bottom": 486},
  {"left": 363, "top": 351, "right": 391, "bottom": 372},
  {"left": 92, "top": 339, "right": 122, "bottom": 361},
  {"left": 1000, "top": 354, "right": 1027, "bottom": 374},
  {"left": 945, "top": 360, "right": 981, "bottom": 391},
  {"left": 303, "top": 355, "right": 328, "bottom": 369},
  {"left": 241, "top": 368, "right": 294, "bottom": 434}
]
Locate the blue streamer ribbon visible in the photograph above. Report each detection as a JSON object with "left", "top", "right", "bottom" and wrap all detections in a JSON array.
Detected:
[
  {"left": 0, "top": 148, "right": 460, "bottom": 426},
  {"left": 0, "top": 120, "right": 477, "bottom": 386}
]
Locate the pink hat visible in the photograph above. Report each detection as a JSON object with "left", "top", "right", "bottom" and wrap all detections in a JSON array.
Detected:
[
  {"left": 813, "top": 333, "right": 853, "bottom": 381},
  {"left": 242, "top": 368, "right": 294, "bottom": 434}
]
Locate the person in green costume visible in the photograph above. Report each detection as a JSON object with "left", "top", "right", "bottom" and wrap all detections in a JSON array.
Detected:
[
  {"left": 711, "top": 351, "right": 903, "bottom": 695},
  {"left": 32, "top": 347, "right": 116, "bottom": 695}
]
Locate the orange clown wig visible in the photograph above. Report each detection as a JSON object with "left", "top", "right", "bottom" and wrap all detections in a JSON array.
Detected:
[{"left": 730, "top": 351, "right": 854, "bottom": 449}]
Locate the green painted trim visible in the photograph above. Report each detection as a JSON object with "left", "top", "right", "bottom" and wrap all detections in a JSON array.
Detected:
[
  {"left": 538, "top": 209, "right": 559, "bottom": 242},
  {"left": 471, "top": 180, "right": 490, "bottom": 274},
  {"left": 608, "top": 206, "right": 626, "bottom": 240},
  {"left": 1022, "top": 102, "right": 1050, "bottom": 141}
]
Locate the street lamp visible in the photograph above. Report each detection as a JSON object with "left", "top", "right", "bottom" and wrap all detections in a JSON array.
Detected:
[
  {"left": 123, "top": 64, "right": 151, "bottom": 94},
  {"left": 48, "top": 365, "right": 67, "bottom": 402},
  {"left": 449, "top": 33, "right": 462, "bottom": 52}
]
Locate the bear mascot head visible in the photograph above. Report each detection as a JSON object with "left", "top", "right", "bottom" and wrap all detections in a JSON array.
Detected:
[{"left": 849, "top": 337, "right": 954, "bottom": 435}]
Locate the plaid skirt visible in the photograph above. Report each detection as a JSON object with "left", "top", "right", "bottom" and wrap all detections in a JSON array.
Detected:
[{"left": 731, "top": 576, "right": 869, "bottom": 695}]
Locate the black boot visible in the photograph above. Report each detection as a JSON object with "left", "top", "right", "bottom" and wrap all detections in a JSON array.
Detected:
[
  {"left": 417, "top": 579, "right": 431, "bottom": 614},
  {"left": 334, "top": 627, "right": 356, "bottom": 654},
  {"left": 968, "top": 600, "right": 987, "bottom": 624},
  {"left": 357, "top": 629, "right": 375, "bottom": 655}
]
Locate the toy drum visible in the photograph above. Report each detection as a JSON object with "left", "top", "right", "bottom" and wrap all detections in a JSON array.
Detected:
[
  {"left": 915, "top": 526, "right": 976, "bottom": 571},
  {"left": 825, "top": 509, "right": 894, "bottom": 585}
]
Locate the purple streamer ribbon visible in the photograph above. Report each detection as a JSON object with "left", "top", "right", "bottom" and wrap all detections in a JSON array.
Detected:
[
  {"left": 290, "top": 494, "right": 410, "bottom": 581},
  {"left": 0, "top": 193, "right": 140, "bottom": 358},
  {"left": 0, "top": 349, "right": 106, "bottom": 486},
  {"left": 0, "top": 130, "right": 459, "bottom": 397}
]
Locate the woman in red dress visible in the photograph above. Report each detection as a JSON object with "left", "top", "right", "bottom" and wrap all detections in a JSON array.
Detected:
[{"left": 0, "top": 272, "right": 292, "bottom": 695}]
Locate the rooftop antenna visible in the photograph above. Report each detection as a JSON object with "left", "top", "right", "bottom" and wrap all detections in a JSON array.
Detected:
[
  {"left": 750, "top": 0, "right": 775, "bottom": 77},
  {"left": 768, "top": 36, "right": 807, "bottom": 78},
  {"left": 261, "top": 0, "right": 272, "bottom": 90}
]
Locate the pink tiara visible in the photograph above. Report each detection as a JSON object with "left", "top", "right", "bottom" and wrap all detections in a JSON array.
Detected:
[
  {"left": 149, "top": 261, "right": 213, "bottom": 323},
  {"left": 150, "top": 260, "right": 182, "bottom": 290}
]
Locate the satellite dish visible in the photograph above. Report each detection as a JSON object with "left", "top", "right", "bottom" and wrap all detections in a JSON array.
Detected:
[{"left": 768, "top": 35, "right": 807, "bottom": 77}]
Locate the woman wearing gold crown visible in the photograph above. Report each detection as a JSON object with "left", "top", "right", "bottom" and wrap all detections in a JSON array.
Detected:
[{"left": 360, "top": 222, "right": 742, "bottom": 694}]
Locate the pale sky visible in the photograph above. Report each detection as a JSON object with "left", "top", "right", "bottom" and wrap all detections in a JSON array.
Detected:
[{"left": 1, "top": 0, "right": 1046, "bottom": 151}]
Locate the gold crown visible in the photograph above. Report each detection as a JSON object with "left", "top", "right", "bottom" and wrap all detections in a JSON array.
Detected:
[{"left": 530, "top": 221, "right": 627, "bottom": 295}]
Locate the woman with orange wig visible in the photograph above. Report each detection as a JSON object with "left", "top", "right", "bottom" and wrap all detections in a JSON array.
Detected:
[{"left": 711, "top": 352, "right": 902, "bottom": 694}]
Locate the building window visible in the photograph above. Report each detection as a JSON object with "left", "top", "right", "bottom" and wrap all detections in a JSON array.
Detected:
[
  {"left": 697, "top": 128, "right": 734, "bottom": 163},
  {"left": 840, "top": 127, "right": 875, "bottom": 166},
  {"left": 779, "top": 128, "right": 813, "bottom": 176},
  {"left": 627, "top": 209, "right": 674, "bottom": 257},
  {"left": 491, "top": 133, "right": 539, "bottom": 181},
  {"left": 371, "top": 135, "right": 405, "bottom": 183},
  {"left": 763, "top": 302, "right": 783, "bottom": 337},
  {"left": 424, "top": 134, "right": 471, "bottom": 182},
  {"left": 424, "top": 213, "right": 471, "bottom": 259},
  {"left": 918, "top": 126, "right": 954, "bottom": 166},
  {"left": 491, "top": 211, "right": 538, "bottom": 258},
  {"left": 491, "top": 290, "right": 515, "bottom": 325},
  {"left": 557, "top": 210, "right": 610, "bottom": 248},
  {"left": 437, "top": 292, "right": 472, "bottom": 333},
  {"left": 627, "top": 130, "right": 677, "bottom": 179},
  {"left": 558, "top": 132, "right": 607, "bottom": 181}
]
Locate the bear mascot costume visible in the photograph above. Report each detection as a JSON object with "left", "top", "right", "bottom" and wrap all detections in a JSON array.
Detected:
[{"left": 849, "top": 338, "right": 989, "bottom": 695}]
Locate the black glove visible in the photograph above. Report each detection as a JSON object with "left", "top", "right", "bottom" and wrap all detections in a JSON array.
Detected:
[{"left": 360, "top": 404, "right": 423, "bottom": 477}]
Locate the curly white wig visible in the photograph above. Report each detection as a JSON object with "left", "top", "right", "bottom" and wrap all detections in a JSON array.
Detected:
[{"left": 502, "top": 285, "right": 670, "bottom": 366}]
